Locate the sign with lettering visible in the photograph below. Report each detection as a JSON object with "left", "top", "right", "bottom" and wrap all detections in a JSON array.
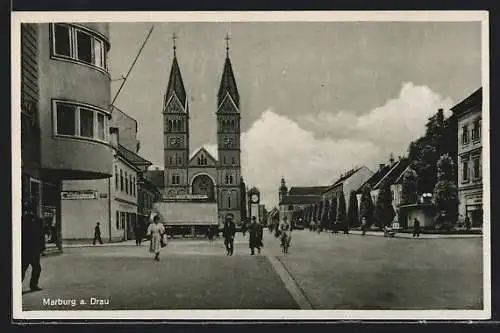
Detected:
[
  {"left": 162, "top": 194, "right": 209, "bottom": 201},
  {"left": 61, "top": 190, "right": 97, "bottom": 200}
]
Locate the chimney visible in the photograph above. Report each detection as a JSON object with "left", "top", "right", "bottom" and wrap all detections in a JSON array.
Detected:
[
  {"left": 379, "top": 163, "right": 385, "bottom": 170},
  {"left": 109, "top": 127, "right": 119, "bottom": 148}
]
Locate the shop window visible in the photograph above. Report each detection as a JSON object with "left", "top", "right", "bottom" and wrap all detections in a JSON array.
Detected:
[
  {"left": 116, "top": 210, "right": 120, "bottom": 229},
  {"left": 51, "top": 23, "right": 109, "bottom": 71},
  {"left": 462, "top": 161, "right": 469, "bottom": 182}
]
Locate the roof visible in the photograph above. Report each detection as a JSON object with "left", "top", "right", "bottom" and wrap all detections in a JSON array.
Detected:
[
  {"left": 218, "top": 56, "right": 239, "bottom": 108},
  {"left": 280, "top": 195, "right": 322, "bottom": 205},
  {"left": 165, "top": 56, "right": 187, "bottom": 108},
  {"left": 288, "top": 186, "right": 329, "bottom": 196},
  {"left": 144, "top": 170, "right": 164, "bottom": 188},
  {"left": 116, "top": 144, "right": 152, "bottom": 167},
  {"left": 324, "top": 166, "right": 365, "bottom": 192},
  {"left": 372, "top": 158, "right": 411, "bottom": 190},
  {"left": 355, "top": 165, "right": 393, "bottom": 193},
  {"left": 451, "top": 87, "right": 482, "bottom": 116},
  {"left": 188, "top": 146, "right": 218, "bottom": 165}
]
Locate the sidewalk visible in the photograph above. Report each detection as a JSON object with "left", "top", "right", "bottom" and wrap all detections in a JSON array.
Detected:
[{"left": 348, "top": 230, "right": 482, "bottom": 239}]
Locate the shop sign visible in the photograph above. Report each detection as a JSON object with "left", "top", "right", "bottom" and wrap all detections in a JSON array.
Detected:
[
  {"left": 162, "top": 194, "right": 208, "bottom": 200},
  {"left": 61, "top": 190, "right": 97, "bottom": 200}
]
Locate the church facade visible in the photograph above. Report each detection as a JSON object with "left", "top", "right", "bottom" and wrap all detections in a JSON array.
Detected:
[{"left": 161, "top": 40, "right": 243, "bottom": 225}]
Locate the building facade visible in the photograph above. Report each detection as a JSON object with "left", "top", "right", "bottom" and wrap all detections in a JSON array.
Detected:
[
  {"left": 61, "top": 127, "right": 154, "bottom": 242},
  {"left": 21, "top": 23, "right": 114, "bottom": 251},
  {"left": 159, "top": 39, "right": 243, "bottom": 225},
  {"left": 452, "top": 87, "right": 483, "bottom": 228}
]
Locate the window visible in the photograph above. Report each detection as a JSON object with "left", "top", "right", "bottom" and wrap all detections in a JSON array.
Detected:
[
  {"left": 121, "top": 212, "right": 125, "bottom": 229},
  {"left": 79, "top": 108, "right": 94, "bottom": 138},
  {"left": 76, "top": 31, "right": 92, "bottom": 63},
  {"left": 56, "top": 103, "right": 76, "bottom": 136},
  {"left": 472, "top": 119, "right": 481, "bottom": 141},
  {"left": 53, "top": 101, "right": 108, "bottom": 142},
  {"left": 463, "top": 161, "right": 469, "bottom": 182},
  {"left": 125, "top": 172, "right": 128, "bottom": 194},
  {"left": 231, "top": 157, "right": 236, "bottom": 165},
  {"left": 473, "top": 157, "right": 481, "bottom": 179},
  {"left": 229, "top": 175, "right": 233, "bottom": 184},
  {"left": 120, "top": 169, "right": 123, "bottom": 191},
  {"left": 51, "top": 23, "right": 109, "bottom": 71},
  {"left": 462, "top": 125, "right": 469, "bottom": 145},
  {"left": 169, "top": 156, "right": 173, "bottom": 165},
  {"left": 97, "top": 113, "right": 105, "bottom": 140},
  {"left": 53, "top": 24, "right": 71, "bottom": 57},
  {"left": 225, "top": 174, "right": 229, "bottom": 184},
  {"left": 115, "top": 166, "right": 118, "bottom": 189},
  {"left": 116, "top": 210, "right": 120, "bottom": 229},
  {"left": 223, "top": 156, "right": 226, "bottom": 164},
  {"left": 172, "top": 174, "right": 180, "bottom": 185},
  {"left": 133, "top": 177, "right": 136, "bottom": 196},
  {"left": 129, "top": 175, "right": 133, "bottom": 196},
  {"left": 228, "top": 196, "right": 231, "bottom": 209}
]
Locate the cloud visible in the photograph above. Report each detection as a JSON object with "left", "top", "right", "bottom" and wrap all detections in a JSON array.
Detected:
[{"left": 241, "top": 82, "right": 453, "bottom": 208}]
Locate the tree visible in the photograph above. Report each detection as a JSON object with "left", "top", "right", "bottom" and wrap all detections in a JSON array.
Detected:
[
  {"left": 359, "top": 184, "right": 374, "bottom": 226},
  {"left": 337, "top": 191, "right": 347, "bottom": 227},
  {"left": 401, "top": 166, "right": 419, "bottom": 205},
  {"left": 347, "top": 191, "right": 359, "bottom": 228},
  {"left": 433, "top": 154, "right": 459, "bottom": 225},
  {"left": 407, "top": 108, "right": 453, "bottom": 194},
  {"left": 374, "top": 180, "right": 396, "bottom": 227}
]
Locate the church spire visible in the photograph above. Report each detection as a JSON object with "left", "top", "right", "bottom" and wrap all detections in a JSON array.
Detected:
[
  {"left": 165, "top": 32, "right": 187, "bottom": 108},
  {"left": 218, "top": 34, "right": 239, "bottom": 108}
]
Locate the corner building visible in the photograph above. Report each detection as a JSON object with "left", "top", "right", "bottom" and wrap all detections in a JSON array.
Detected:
[
  {"left": 162, "top": 43, "right": 243, "bottom": 226},
  {"left": 21, "top": 23, "right": 113, "bottom": 251}
]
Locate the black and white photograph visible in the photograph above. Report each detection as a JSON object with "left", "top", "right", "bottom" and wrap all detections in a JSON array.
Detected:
[{"left": 12, "top": 11, "right": 490, "bottom": 320}]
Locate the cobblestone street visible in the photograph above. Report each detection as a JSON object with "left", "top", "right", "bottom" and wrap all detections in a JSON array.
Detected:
[{"left": 22, "top": 230, "right": 483, "bottom": 311}]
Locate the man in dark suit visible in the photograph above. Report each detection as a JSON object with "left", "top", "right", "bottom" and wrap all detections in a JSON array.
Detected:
[
  {"left": 249, "top": 216, "right": 263, "bottom": 255},
  {"left": 93, "top": 222, "right": 103, "bottom": 245},
  {"left": 22, "top": 201, "right": 45, "bottom": 292},
  {"left": 222, "top": 214, "right": 236, "bottom": 256}
]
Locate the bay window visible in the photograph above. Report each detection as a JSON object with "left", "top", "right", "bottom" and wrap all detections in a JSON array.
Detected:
[
  {"left": 53, "top": 100, "right": 109, "bottom": 142},
  {"left": 51, "top": 23, "right": 109, "bottom": 71}
]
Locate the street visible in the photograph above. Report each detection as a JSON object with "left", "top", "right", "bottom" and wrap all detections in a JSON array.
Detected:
[{"left": 22, "top": 230, "right": 483, "bottom": 311}]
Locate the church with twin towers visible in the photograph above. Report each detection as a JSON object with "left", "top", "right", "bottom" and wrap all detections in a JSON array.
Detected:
[{"left": 161, "top": 34, "right": 243, "bottom": 224}]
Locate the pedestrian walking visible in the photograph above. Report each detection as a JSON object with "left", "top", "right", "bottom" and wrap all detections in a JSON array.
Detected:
[
  {"left": 342, "top": 222, "right": 349, "bottom": 235},
  {"left": 93, "top": 222, "right": 103, "bottom": 245},
  {"left": 22, "top": 201, "right": 45, "bottom": 292},
  {"left": 147, "top": 215, "right": 165, "bottom": 261},
  {"left": 249, "top": 216, "right": 263, "bottom": 255},
  {"left": 278, "top": 216, "right": 292, "bottom": 253},
  {"left": 413, "top": 218, "right": 421, "bottom": 237},
  {"left": 465, "top": 215, "right": 471, "bottom": 231},
  {"left": 241, "top": 220, "right": 247, "bottom": 237},
  {"left": 361, "top": 217, "right": 367, "bottom": 236},
  {"left": 134, "top": 222, "right": 142, "bottom": 246},
  {"left": 222, "top": 214, "right": 236, "bottom": 255}
]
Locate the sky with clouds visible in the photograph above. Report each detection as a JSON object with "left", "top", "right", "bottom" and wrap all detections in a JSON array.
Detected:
[{"left": 109, "top": 21, "right": 481, "bottom": 208}]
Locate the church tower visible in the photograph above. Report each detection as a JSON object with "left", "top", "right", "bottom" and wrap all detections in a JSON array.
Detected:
[
  {"left": 217, "top": 35, "right": 242, "bottom": 224},
  {"left": 163, "top": 34, "right": 190, "bottom": 197}
]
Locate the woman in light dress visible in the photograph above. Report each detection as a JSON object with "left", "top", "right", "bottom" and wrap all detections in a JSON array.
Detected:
[{"left": 147, "top": 214, "right": 165, "bottom": 261}]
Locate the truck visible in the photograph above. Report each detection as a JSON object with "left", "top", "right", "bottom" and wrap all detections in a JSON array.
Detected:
[{"left": 151, "top": 199, "right": 219, "bottom": 238}]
